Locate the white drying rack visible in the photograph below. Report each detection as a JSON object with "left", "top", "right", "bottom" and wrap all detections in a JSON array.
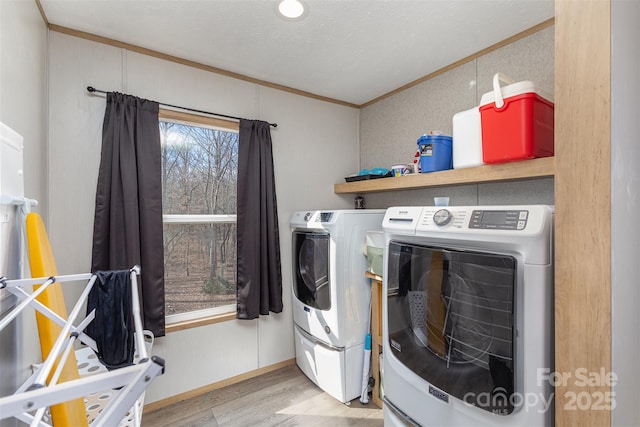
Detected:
[{"left": 0, "top": 266, "right": 164, "bottom": 427}]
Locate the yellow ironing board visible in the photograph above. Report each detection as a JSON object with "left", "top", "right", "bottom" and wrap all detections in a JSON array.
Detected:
[{"left": 26, "top": 212, "right": 89, "bottom": 427}]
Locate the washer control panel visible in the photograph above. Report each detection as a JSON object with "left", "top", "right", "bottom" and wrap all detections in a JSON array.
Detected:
[
  {"left": 419, "top": 208, "right": 467, "bottom": 229},
  {"left": 387, "top": 205, "right": 550, "bottom": 236},
  {"left": 469, "top": 209, "right": 529, "bottom": 230},
  {"left": 303, "top": 212, "right": 335, "bottom": 223}
]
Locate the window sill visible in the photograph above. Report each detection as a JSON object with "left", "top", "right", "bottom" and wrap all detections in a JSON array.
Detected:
[{"left": 166, "top": 311, "right": 236, "bottom": 333}]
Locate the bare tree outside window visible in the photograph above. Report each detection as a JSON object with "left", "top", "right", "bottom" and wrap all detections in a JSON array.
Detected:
[{"left": 160, "top": 118, "right": 238, "bottom": 318}]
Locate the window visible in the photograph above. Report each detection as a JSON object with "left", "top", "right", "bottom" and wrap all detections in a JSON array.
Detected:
[{"left": 159, "top": 110, "right": 239, "bottom": 325}]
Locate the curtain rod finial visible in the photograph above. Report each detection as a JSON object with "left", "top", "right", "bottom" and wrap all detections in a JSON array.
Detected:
[{"left": 87, "top": 86, "right": 96, "bottom": 93}]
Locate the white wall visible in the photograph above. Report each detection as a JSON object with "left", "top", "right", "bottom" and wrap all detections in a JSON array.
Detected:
[
  {"left": 0, "top": 1, "right": 48, "bottom": 215},
  {"left": 47, "top": 31, "right": 358, "bottom": 403},
  {"left": 611, "top": 0, "right": 640, "bottom": 425},
  {"left": 0, "top": 1, "right": 48, "bottom": 417}
]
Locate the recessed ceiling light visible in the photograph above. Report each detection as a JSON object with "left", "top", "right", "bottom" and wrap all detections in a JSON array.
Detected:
[{"left": 277, "top": 0, "right": 306, "bottom": 20}]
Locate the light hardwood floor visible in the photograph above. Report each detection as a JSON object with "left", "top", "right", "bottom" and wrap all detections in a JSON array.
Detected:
[{"left": 141, "top": 365, "right": 384, "bottom": 426}]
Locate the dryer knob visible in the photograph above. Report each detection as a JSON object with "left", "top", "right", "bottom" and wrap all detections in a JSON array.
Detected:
[
  {"left": 304, "top": 212, "right": 312, "bottom": 221},
  {"left": 433, "top": 209, "right": 453, "bottom": 226}
]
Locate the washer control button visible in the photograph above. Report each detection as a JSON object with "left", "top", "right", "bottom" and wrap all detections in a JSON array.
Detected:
[{"left": 433, "top": 209, "right": 453, "bottom": 226}]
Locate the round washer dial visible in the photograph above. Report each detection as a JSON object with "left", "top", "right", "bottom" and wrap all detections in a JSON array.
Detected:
[{"left": 433, "top": 209, "right": 453, "bottom": 226}]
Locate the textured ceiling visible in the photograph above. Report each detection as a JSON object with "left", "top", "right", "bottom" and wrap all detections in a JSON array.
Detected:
[{"left": 39, "top": 0, "right": 554, "bottom": 106}]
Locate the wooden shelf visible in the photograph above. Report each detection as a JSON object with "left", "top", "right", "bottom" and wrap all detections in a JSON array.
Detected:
[{"left": 334, "top": 157, "right": 555, "bottom": 194}]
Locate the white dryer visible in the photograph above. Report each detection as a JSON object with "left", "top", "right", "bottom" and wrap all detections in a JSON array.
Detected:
[
  {"left": 290, "top": 209, "right": 385, "bottom": 403},
  {"left": 382, "top": 205, "right": 554, "bottom": 426}
]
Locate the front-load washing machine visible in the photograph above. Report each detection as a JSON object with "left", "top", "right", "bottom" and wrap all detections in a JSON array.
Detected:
[
  {"left": 290, "top": 209, "right": 385, "bottom": 403},
  {"left": 382, "top": 205, "right": 554, "bottom": 426}
]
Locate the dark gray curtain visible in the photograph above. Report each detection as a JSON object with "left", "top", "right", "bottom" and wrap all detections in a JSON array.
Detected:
[
  {"left": 236, "top": 119, "right": 283, "bottom": 319},
  {"left": 91, "top": 92, "right": 165, "bottom": 337}
]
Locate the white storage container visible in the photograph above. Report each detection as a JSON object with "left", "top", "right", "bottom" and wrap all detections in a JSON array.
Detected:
[
  {"left": 365, "top": 231, "right": 384, "bottom": 276},
  {"left": 452, "top": 107, "right": 483, "bottom": 169}
]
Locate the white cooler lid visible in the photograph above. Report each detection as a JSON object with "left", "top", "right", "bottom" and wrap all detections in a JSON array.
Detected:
[{"left": 480, "top": 78, "right": 553, "bottom": 107}]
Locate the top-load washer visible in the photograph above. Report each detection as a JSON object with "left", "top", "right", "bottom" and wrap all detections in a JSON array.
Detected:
[
  {"left": 290, "top": 209, "right": 385, "bottom": 403},
  {"left": 382, "top": 205, "right": 554, "bottom": 426}
]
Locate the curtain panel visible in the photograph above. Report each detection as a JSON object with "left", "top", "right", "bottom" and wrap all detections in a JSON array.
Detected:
[
  {"left": 91, "top": 92, "right": 165, "bottom": 337},
  {"left": 236, "top": 119, "right": 283, "bottom": 319}
]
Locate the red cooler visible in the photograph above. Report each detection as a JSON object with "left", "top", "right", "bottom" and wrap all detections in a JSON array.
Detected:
[{"left": 479, "top": 73, "right": 554, "bottom": 164}]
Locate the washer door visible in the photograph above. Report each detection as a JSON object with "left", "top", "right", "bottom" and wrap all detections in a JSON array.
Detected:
[
  {"left": 293, "top": 231, "right": 330, "bottom": 310},
  {"left": 386, "top": 241, "right": 517, "bottom": 415}
]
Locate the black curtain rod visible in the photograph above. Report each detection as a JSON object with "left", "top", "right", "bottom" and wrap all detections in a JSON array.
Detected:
[{"left": 87, "top": 86, "right": 277, "bottom": 128}]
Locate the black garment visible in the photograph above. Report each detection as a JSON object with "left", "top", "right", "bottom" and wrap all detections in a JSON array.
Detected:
[{"left": 86, "top": 270, "right": 135, "bottom": 370}]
